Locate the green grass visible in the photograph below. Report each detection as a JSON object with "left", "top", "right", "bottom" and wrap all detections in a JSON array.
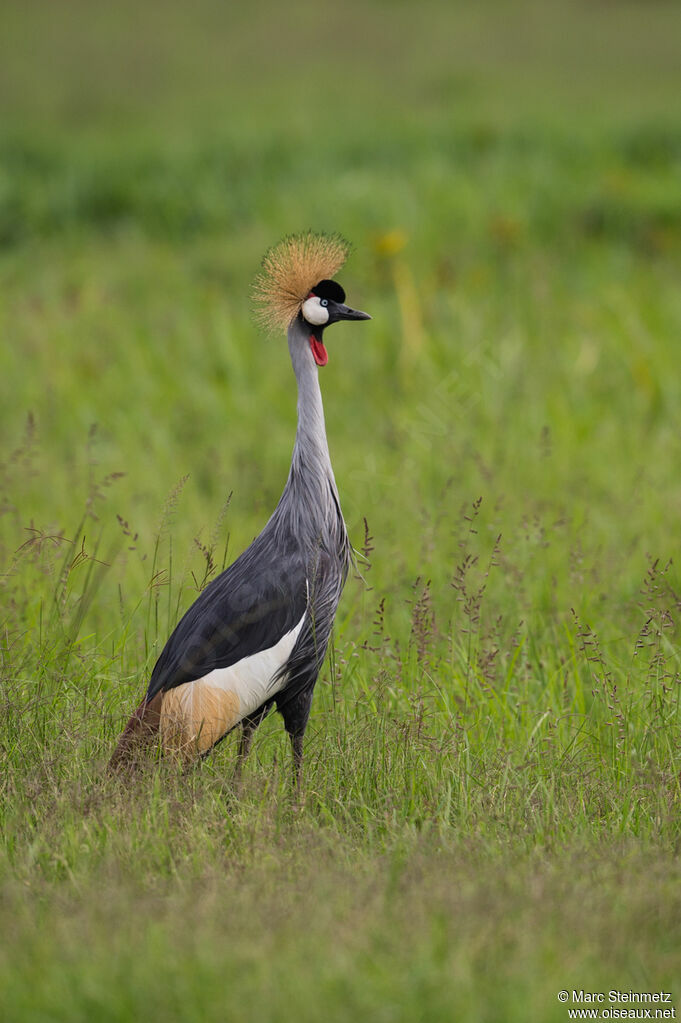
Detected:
[{"left": 2, "top": 1, "right": 681, "bottom": 1019}]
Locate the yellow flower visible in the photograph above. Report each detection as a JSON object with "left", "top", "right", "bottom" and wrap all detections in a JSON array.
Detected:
[{"left": 373, "top": 229, "right": 408, "bottom": 257}]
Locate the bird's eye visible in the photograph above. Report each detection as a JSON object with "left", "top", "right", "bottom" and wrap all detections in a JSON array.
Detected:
[{"left": 320, "top": 299, "right": 328, "bottom": 307}]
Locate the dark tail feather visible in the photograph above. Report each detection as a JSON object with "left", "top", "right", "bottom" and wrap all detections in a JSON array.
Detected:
[{"left": 108, "top": 693, "right": 163, "bottom": 772}]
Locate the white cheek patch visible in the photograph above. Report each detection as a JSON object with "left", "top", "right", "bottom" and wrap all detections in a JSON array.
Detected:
[{"left": 302, "top": 296, "right": 330, "bottom": 327}]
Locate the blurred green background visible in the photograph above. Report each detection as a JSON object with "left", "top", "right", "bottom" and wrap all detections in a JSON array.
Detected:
[
  {"left": 3, "top": 0, "right": 681, "bottom": 596},
  {"left": 2, "top": 2, "right": 681, "bottom": 1021}
]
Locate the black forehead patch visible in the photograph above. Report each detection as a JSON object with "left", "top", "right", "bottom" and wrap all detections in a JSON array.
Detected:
[{"left": 312, "top": 279, "right": 345, "bottom": 304}]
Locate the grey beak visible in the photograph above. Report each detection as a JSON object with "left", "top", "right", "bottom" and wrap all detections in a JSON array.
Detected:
[{"left": 336, "top": 304, "right": 371, "bottom": 322}]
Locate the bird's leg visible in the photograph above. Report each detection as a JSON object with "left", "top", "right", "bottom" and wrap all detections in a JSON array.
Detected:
[
  {"left": 277, "top": 687, "right": 313, "bottom": 807},
  {"left": 290, "top": 731, "right": 305, "bottom": 803},
  {"left": 233, "top": 718, "right": 258, "bottom": 788},
  {"left": 231, "top": 702, "right": 274, "bottom": 796}
]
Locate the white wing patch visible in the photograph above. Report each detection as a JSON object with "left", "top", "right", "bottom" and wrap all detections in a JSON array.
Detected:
[
  {"left": 201, "top": 613, "right": 305, "bottom": 715},
  {"left": 160, "top": 613, "right": 306, "bottom": 758}
]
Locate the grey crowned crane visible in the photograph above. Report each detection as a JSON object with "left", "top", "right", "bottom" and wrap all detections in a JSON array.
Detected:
[{"left": 109, "top": 232, "right": 370, "bottom": 786}]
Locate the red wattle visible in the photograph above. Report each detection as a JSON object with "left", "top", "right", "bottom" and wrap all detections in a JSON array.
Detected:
[{"left": 309, "top": 334, "right": 328, "bottom": 367}]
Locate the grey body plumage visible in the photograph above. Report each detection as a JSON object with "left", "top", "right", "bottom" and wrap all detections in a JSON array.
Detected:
[{"left": 109, "top": 234, "right": 369, "bottom": 785}]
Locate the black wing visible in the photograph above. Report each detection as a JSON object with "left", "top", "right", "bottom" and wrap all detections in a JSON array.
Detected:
[{"left": 146, "top": 531, "right": 308, "bottom": 701}]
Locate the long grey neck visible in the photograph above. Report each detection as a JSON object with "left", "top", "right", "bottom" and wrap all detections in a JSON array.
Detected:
[{"left": 287, "top": 315, "right": 336, "bottom": 493}]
